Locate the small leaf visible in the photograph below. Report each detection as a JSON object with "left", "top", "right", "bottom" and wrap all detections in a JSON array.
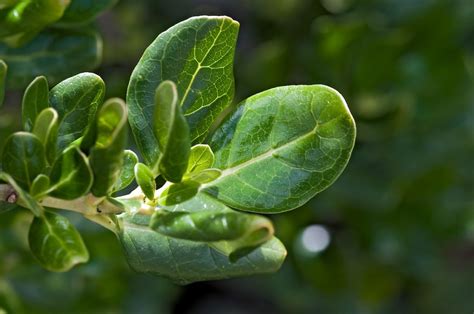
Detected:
[
  {"left": 89, "top": 98, "right": 128, "bottom": 197},
  {"left": 0, "top": 59, "right": 6, "bottom": 107},
  {"left": 153, "top": 80, "right": 190, "bottom": 182},
  {"left": 49, "top": 146, "right": 93, "bottom": 200},
  {"left": 112, "top": 150, "right": 138, "bottom": 193},
  {"left": 21, "top": 76, "right": 49, "bottom": 132},
  {"left": 134, "top": 163, "right": 155, "bottom": 201},
  {"left": 119, "top": 211, "right": 286, "bottom": 284},
  {"left": 0, "top": 172, "right": 43, "bottom": 216},
  {"left": 32, "top": 108, "right": 59, "bottom": 164},
  {"left": 28, "top": 211, "right": 89, "bottom": 272},
  {"left": 157, "top": 181, "right": 200, "bottom": 206},
  {"left": 187, "top": 169, "right": 221, "bottom": 184},
  {"left": 1, "top": 132, "right": 46, "bottom": 187},
  {"left": 206, "top": 85, "right": 357, "bottom": 213},
  {"left": 186, "top": 144, "right": 214, "bottom": 175},
  {"left": 127, "top": 16, "right": 239, "bottom": 165},
  {"left": 49, "top": 72, "right": 105, "bottom": 151},
  {"left": 56, "top": 0, "right": 117, "bottom": 26},
  {"left": 0, "top": 29, "right": 102, "bottom": 89},
  {"left": 30, "top": 174, "right": 50, "bottom": 198}
]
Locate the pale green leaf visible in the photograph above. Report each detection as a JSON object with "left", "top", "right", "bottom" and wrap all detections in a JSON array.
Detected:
[
  {"left": 186, "top": 144, "right": 214, "bottom": 175},
  {"left": 134, "top": 163, "right": 155, "bottom": 201},
  {"left": 32, "top": 107, "right": 58, "bottom": 164},
  {"left": 205, "top": 85, "right": 356, "bottom": 213},
  {"left": 112, "top": 150, "right": 138, "bottom": 193},
  {"left": 157, "top": 180, "right": 200, "bottom": 206},
  {"left": 21, "top": 76, "right": 49, "bottom": 132},
  {"left": 30, "top": 174, "right": 50, "bottom": 198}
]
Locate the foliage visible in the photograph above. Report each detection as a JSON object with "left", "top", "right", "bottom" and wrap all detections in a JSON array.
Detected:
[{"left": 0, "top": 16, "right": 356, "bottom": 284}]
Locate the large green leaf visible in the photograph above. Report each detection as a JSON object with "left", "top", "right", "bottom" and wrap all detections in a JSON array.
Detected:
[
  {"left": 32, "top": 107, "right": 58, "bottom": 164},
  {"left": 0, "top": 59, "right": 6, "bottom": 107},
  {"left": 1, "top": 132, "right": 46, "bottom": 187},
  {"left": 28, "top": 211, "right": 89, "bottom": 272},
  {"left": 89, "top": 98, "right": 127, "bottom": 197},
  {"left": 127, "top": 16, "right": 239, "bottom": 165},
  {"left": 49, "top": 146, "right": 92, "bottom": 199},
  {"left": 56, "top": 0, "right": 117, "bottom": 26},
  {"left": 119, "top": 212, "right": 286, "bottom": 285},
  {"left": 0, "top": 29, "right": 102, "bottom": 88},
  {"left": 153, "top": 80, "right": 190, "bottom": 181},
  {"left": 49, "top": 72, "right": 105, "bottom": 151},
  {"left": 205, "top": 85, "right": 356, "bottom": 213},
  {"left": 21, "top": 76, "right": 49, "bottom": 132},
  {"left": 0, "top": 0, "right": 70, "bottom": 47},
  {"left": 0, "top": 171, "right": 43, "bottom": 216}
]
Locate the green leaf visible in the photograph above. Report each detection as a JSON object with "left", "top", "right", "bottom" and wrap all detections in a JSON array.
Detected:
[
  {"left": 21, "top": 76, "right": 49, "bottom": 132},
  {"left": 32, "top": 107, "right": 58, "bottom": 164},
  {"left": 112, "top": 150, "right": 138, "bottom": 193},
  {"left": 153, "top": 80, "right": 190, "bottom": 182},
  {"left": 49, "top": 72, "right": 105, "bottom": 151},
  {"left": 127, "top": 16, "right": 239, "bottom": 165},
  {"left": 0, "top": 171, "right": 43, "bottom": 216},
  {"left": 0, "top": 200, "right": 17, "bottom": 214},
  {"left": 1, "top": 132, "right": 46, "bottom": 187},
  {"left": 134, "top": 163, "right": 155, "bottom": 201},
  {"left": 0, "top": 59, "right": 6, "bottom": 107},
  {"left": 119, "top": 212, "right": 285, "bottom": 284},
  {"left": 89, "top": 98, "right": 128, "bottom": 197},
  {"left": 186, "top": 144, "right": 214, "bottom": 175},
  {"left": 49, "top": 146, "right": 93, "bottom": 199},
  {"left": 28, "top": 211, "right": 89, "bottom": 272},
  {"left": 30, "top": 174, "right": 50, "bottom": 198},
  {"left": 186, "top": 168, "right": 221, "bottom": 184},
  {"left": 56, "top": 0, "right": 117, "bottom": 26},
  {"left": 0, "top": 29, "right": 102, "bottom": 89},
  {"left": 205, "top": 85, "right": 356, "bottom": 213},
  {"left": 0, "top": 0, "right": 70, "bottom": 46},
  {"left": 157, "top": 180, "right": 200, "bottom": 206}
]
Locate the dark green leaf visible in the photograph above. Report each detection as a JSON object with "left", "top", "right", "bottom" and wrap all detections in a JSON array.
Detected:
[
  {"left": 32, "top": 108, "right": 58, "bottom": 164},
  {"left": 0, "top": 59, "right": 6, "bottom": 107},
  {"left": 21, "top": 76, "right": 49, "bottom": 132},
  {"left": 28, "top": 211, "right": 89, "bottom": 272},
  {"left": 49, "top": 72, "right": 105, "bottom": 151},
  {"left": 157, "top": 180, "right": 200, "bottom": 206},
  {"left": 89, "top": 98, "right": 127, "bottom": 196},
  {"left": 49, "top": 146, "right": 93, "bottom": 199},
  {"left": 30, "top": 174, "right": 50, "bottom": 198},
  {"left": 0, "top": 171, "right": 43, "bottom": 216},
  {"left": 0, "top": 29, "right": 102, "bottom": 89},
  {"left": 134, "top": 163, "right": 155, "bottom": 201},
  {"left": 186, "top": 144, "right": 214, "bottom": 175},
  {"left": 56, "top": 0, "right": 118, "bottom": 26},
  {"left": 127, "top": 16, "right": 239, "bottom": 165},
  {"left": 119, "top": 211, "right": 286, "bottom": 284},
  {"left": 1, "top": 132, "right": 46, "bottom": 187},
  {"left": 0, "top": 200, "right": 17, "bottom": 214},
  {"left": 112, "top": 150, "right": 138, "bottom": 193},
  {"left": 153, "top": 80, "right": 190, "bottom": 182},
  {"left": 205, "top": 85, "right": 356, "bottom": 213}
]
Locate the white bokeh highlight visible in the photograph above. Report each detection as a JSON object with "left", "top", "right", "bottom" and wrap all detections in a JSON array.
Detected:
[{"left": 300, "top": 225, "right": 331, "bottom": 254}]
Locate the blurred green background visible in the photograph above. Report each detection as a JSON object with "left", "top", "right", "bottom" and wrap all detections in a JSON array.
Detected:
[{"left": 1, "top": 0, "right": 473, "bottom": 313}]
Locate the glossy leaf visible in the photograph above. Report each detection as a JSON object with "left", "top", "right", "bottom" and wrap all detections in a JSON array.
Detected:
[
  {"left": 205, "top": 85, "right": 356, "bottom": 213},
  {"left": 89, "top": 98, "right": 127, "bottom": 197},
  {"left": 1, "top": 132, "right": 46, "bottom": 187},
  {"left": 119, "top": 212, "right": 286, "bottom": 284},
  {"left": 28, "top": 211, "right": 89, "bottom": 272},
  {"left": 49, "top": 146, "right": 93, "bottom": 199},
  {"left": 30, "top": 174, "right": 50, "bottom": 198},
  {"left": 49, "top": 72, "right": 105, "bottom": 151},
  {"left": 21, "top": 76, "right": 49, "bottom": 132},
  {"left": 153, "top": 80, "right": 190, "bottom": 182},
  {"left": 0, "top": 29, "right": 101, "bottom": 88},
  {"left": 0, "top": 172, "right": 43, "bottom": 216},
  {"left": 187, "top": 169, "right": 221, "bottom": 184},
  {"left": 32, "top": 108, "right": 58, "bottom": 164},
  {"left": 112, "top": 150, "right": 138, "bottom": 193},
  {"left": 0, "top": 59, "right": 6, "bottom": 107},
  {"left": 157, "top": 180, "right": 200, "bottom": 206},
  {"left": 134, "top": 163, "right": 155, "bottom": 201},
  {"left": 127, "top": 16, "right": 239, "bottom": 165},
  {"left": 56, "top": 0, "right": 117, "bottom": 26},
  {"left": 186, "top": 144, "right": 214, "bottom": 175}
]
